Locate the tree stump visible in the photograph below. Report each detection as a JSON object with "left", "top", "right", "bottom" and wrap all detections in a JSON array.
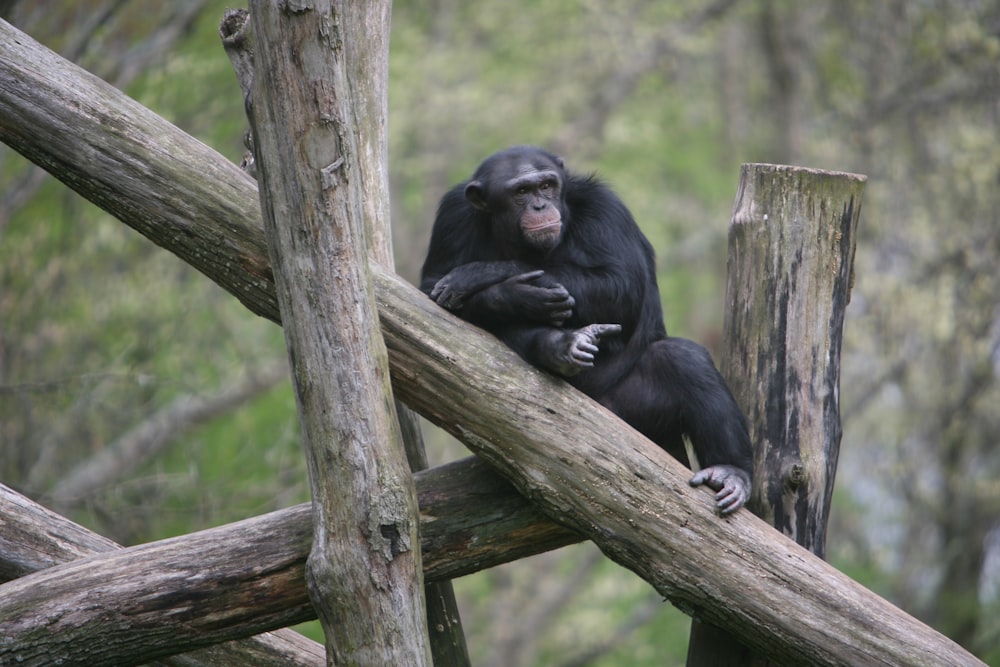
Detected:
[{"left": 688, "top": 163, "right": 866, "bottom": 665}]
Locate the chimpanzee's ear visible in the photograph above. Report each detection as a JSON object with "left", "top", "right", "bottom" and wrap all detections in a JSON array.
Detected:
[{"left": 464, "top": 180, "right": 488, "bottom": 210}]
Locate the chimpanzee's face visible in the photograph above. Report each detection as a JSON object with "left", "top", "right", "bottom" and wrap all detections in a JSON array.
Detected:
[{"left": 464, "top": 148, "right": 566, "bottom": 252}]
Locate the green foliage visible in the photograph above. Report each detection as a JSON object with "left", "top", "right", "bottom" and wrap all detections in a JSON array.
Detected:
[
  {"left": 0, "top": 2, "right": 289, "bottom": 538},
  {"left": 3, "top": 0, "right": 1000, "bottom": 662}
]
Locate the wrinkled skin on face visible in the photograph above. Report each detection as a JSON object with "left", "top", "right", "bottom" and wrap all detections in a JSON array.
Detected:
[{"left": 465, "top": 156, "right": 566, "bottom": 253}]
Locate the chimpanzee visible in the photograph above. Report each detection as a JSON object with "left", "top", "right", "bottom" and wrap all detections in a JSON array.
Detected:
[{"left": 419, "top": 145, "right": 752, "bottom": 514}]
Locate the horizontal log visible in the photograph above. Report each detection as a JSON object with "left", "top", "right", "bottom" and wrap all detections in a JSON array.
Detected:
[{"left": 0, "top": 458, "right": 578, "bottom": 666}]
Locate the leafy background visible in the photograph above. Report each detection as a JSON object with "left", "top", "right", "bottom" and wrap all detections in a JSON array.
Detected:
[{"left": 1, "top": 1, "right": 998, "bottom": 664}]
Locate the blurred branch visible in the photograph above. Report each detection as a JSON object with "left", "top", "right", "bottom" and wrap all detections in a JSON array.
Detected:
[
  {"left": 911, "top": 229, "right": 1000, "bottom": 288},
  {"left": 47, "top": 363, "right": 287, "bottom": 511},
  {"left": 107, "top": 3, "right": 209, "bottom": 89},
  {"left": 60, "top": 0, "right": 130, "bottom": 63},
  {"left": 557, "top": 593, "right": 664, "bottom": 667},
  {"left": 552, "top": 0, "right": 738, "bottom": 157},
  {"left": 490, "top": 547, "right": 604, "bottom": 667},
  {"left": 841, "top": 360, "right": 907, "bottom": 420},
  {"left": 0, "top": 1, "right": 211, "bottom": 238},
  {"left": 861, "top": 53, "right": 1000, "bottom": 128},
  {"left": 757, "top": 0, "right": 804, "bottom": 162}
]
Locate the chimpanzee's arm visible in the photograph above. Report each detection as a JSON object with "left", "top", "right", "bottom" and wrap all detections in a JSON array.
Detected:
[
  {"left": 427, "top": 262, "right": 576, "bottom": 327},
  {"left": 499, "top": 323, "right": 622, "bottom": 377},
  {"left": 424, "top": 260, "right": 529, "bottom": 308}
]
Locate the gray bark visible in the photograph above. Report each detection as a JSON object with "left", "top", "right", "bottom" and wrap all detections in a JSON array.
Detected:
[
  {"left": 246, "top": 2, "right": 429, "bottom": 664},
  {"left": 727, "top": 163, "right": 865, "bottom": 553},
  {"left": 0, "top": 458, "right": 575, "bottom": 667},
  {"left": 687, "top": 164, "right": 866, "bottom": 665},
  {"left": 220, "top": 9, "right": 469, "bottom": 663},
  {"left": 0, "top": 17, "right": 984, "bottom": 667}
]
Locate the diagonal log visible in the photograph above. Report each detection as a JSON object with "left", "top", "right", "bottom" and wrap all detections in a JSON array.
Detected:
[{"left": 0, "top": 18, "right": 983, "bottom": 667}]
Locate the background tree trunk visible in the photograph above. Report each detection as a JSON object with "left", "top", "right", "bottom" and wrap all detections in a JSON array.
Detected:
[
  {"left": 687, "top": 164, "right": 866, "bottom": 665},
  {"left": 246, "top": 2, "right": 430, "bottom": 665}
]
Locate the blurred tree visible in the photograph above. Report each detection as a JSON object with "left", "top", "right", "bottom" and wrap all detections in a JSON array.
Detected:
[
  {"left": 0, "top": 0, "right": 296, "bottom": 546},
  {"left": 1, "top": 0, "right": 998, "bottom": 663},
  {"left": 810, "top": 2, "right": 1000, "bottom": 659}
]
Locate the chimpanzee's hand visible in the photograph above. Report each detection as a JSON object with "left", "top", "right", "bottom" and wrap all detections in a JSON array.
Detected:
[
  {"left": 543, "top": 323, "right": 622, "bottom": 377},
  {"left": 501, "top": 271, "right": 575, "bottom": 325},
  {"left": 430, "top": 280, "right": 462, "bottom": 310},
  {"left": 689, "top": 465, "right": 751, "bottom": 515},
  {"left": 479, "top": 271, "right": 575, "bottom": 325},
  {"left": 430, "top": 269, "right": 477, "bottom": 310},
  {"left": 432, "top": 267, "right": 575, "bottom": 326}
]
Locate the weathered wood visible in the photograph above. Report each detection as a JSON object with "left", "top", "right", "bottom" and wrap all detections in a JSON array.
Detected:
[
  {"left": 339, "top": 0, "right": 471, "bottom": 656},
  {"left": 0, "top": 486, "right": 120, "bottom": 582},
  {"left": 375, "top": 266, "right": 980, "bottom": 667},
  {"left": 728, "top": 163, "right": 864, "bottom": 552},
  {"left": 246, "top": 2, "right": 429, "bottom": 665},
  {"left": 220, "top": 10, "right": 469, "bottom": 663},
  {"left": 0, "top": 20, "right": 983, "bottom": 666},
  {"left": 0, "top": 459, "right": 578, "bottom": 666},
  {"left": 0, "top": 481, "right": 326, "bottom": 667},
  {"left": 0, "top": 458, "right": 579, "bottom": 585},
  {"left": 687, "top": 164, "right": 866, "bottom": 665},
  {"left": 0, "top": 496, "right": 310, "bottom": 667}
]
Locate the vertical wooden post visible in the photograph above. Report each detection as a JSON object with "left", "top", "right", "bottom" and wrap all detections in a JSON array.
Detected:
[
  {"left": 221, "top": 6, "right": 468, "bottom": 662},
  {"left": 687, "top": 164, "right": 865, "bottom": 665},
  {"left": 337, "top": 3, "right": 470, "bottom": 661},
  {"left": 338, "top": 3, "right": 469, "bottom": 661},
  {"left": 247, "top": 2, "right": 430, "bottom": 665}
]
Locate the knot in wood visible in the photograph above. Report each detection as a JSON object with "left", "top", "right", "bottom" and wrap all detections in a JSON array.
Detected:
[{"left": 785, "top": 463, "right": 807, "bottom": 491}]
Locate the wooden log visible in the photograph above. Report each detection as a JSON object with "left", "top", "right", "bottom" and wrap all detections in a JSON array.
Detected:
[
  {"left": 0, "top": 458, "right": 579, "bottom": 586},
  {"left": 0, "top": 19, "right": 983, "bottom": 667},
  {"left": 247, "top": 3, "right": 434, "bottom": 663},
  {"left": 0, "top": 481, "right": 327, "bottom": 667},
  {"left": 0, "top": 458, "right": 578, "bottom": 667},
  {"left": 727, "top": 164, "right": 864, "bottom": 551},
  {"left": 687, "top": 164, "right": 866, "bottom": 665},
  {"left": 220, "top": 9, "right": 469, "bottom": 662}
]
